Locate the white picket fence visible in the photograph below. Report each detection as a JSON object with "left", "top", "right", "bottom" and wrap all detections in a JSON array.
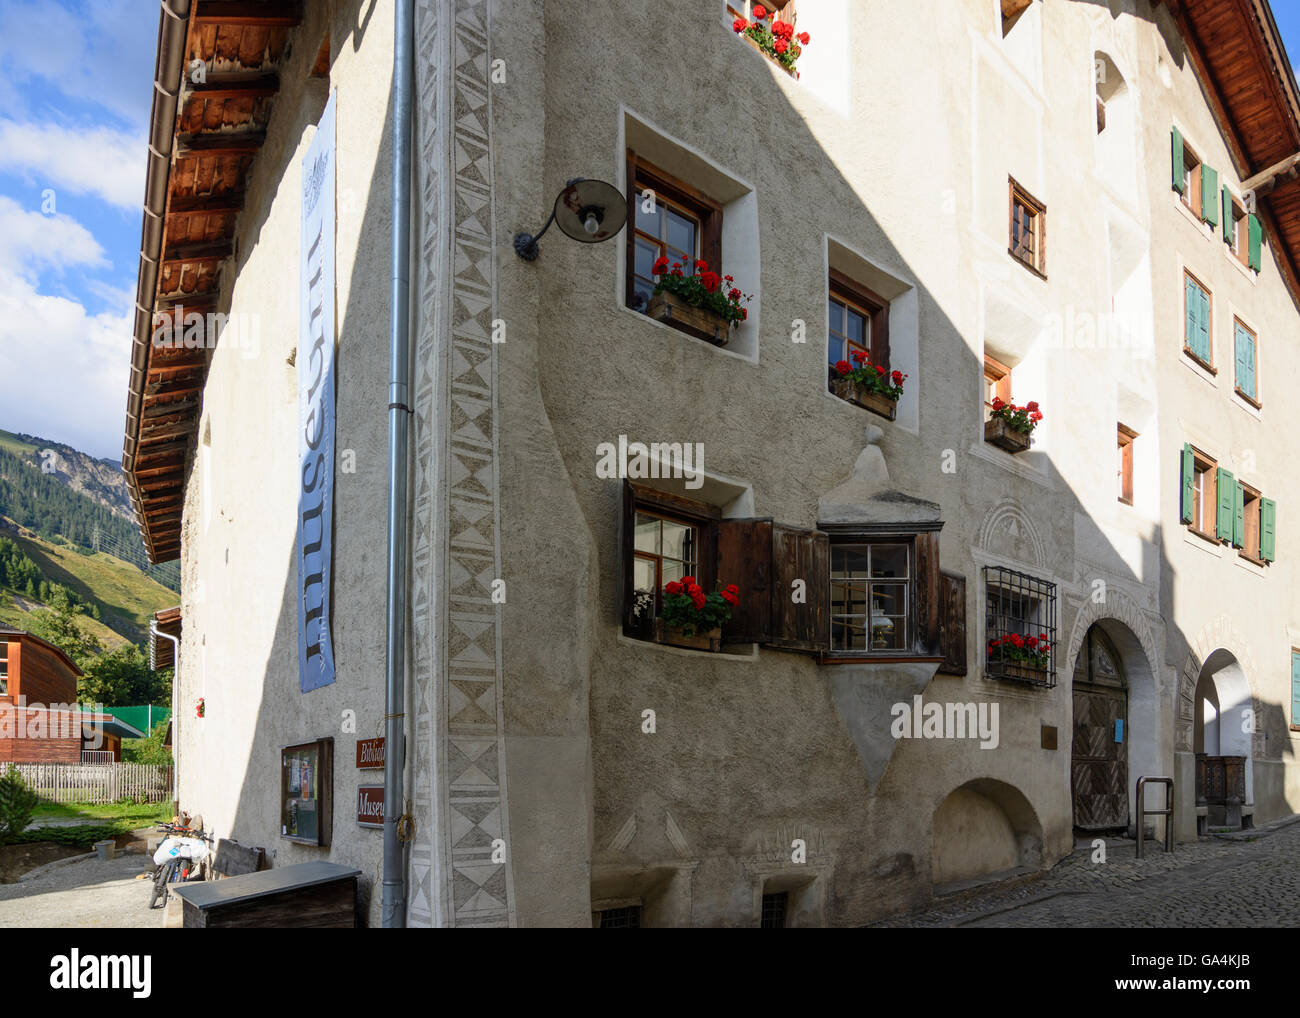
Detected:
[{"left": 11, "top": 762, "right": 173, "bottom": 805}]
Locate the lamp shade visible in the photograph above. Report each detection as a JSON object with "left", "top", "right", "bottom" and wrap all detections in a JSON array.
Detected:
[{"left": 553, "top": 178, "right": 627, "bottom": 243}]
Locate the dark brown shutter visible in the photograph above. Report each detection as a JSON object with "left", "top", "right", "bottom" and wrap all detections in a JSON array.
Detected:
[
  {"left": 621, "top": 479, "right": 639, "bottom": 636},
  {"left": 874, "top": 302, "right": 891, "bottom": 375},
  {"left": 715, "top": 518, "right": 773, "bottom": 643},
  {"left": 913, "top": 532, "right": 941, "bottom": 656},
  {"left": 625, "top": 151, "right": 638, "bottom": 311},
  {"left": 768, "top": 525, "right": 829, "bottom": 653},
  {"left": 936, "top": 570, "right": 967, "bottom": 676},
  {"left": 703, "top": 208, "right": 723, "bottom": 275}
]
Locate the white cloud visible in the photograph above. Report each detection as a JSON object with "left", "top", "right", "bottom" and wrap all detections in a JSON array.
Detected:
[
  {"left": 0, "top": 197, "right": 129, "bottom": 459},
  {"left": 0, "top": 118, "right": 144, "bottom": 210}
]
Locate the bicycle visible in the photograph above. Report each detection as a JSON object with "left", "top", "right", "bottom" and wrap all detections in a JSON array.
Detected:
[{"left": 149, "top": 823, "right": 212, "bottom": 909}]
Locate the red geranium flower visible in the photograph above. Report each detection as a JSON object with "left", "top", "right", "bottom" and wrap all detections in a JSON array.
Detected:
[
  {"left": 728, "top": 287, "right": 742, "bottom": 301},
  {"left": 1030, "top": 411, "right": 1043, "bottom": 422},
  {"left": 835, "top": 359, "right": 852, "bottom": 376},
  {"left": 991, "top": 396, "right": 1004, "bottom": 411},
  {"left": 681, "top": 576, "right": 695, "bottom": 587},
  {"left": 724, "top": 274, "right": 734, "bottom": 282},
  {"left": 741, "top": 307, "right": 748, "bottom": 320},
  {"left": 700, "top": 270, "right": 721, "bottom": 292},
  {"left": 732, "top": 16, "right": 748, "bottom": 32},
  {"left": 875, "top": 364, "right": 886, "bottom": 376},
  {"left": 726, "top": 584, "right": 739, "bottom": 594},
  {"left": 798, "top": 31, "right": 810, "bottom": 44},
  {"left": 1026, "top": 401, "right": 1039, "bottom": 411},
  {"left": 692, "top": 594, "right": 707, "bottom": 611},
  {"left": 652, "top": 256, "right": 669, "bottom": 275},
  {"left": 695, "top": 259, "right": 709, "bottom": 272},
  {"left": 774, "top": 37, "right": 789, "bottom": 53},
  {"left": 752, "top": 4, "right": 767, "bottom": 19},
  {"left": 665, "top": 581, "right": 683, "bottom": 596},
  {"left": 891, "top": 370, "right": 904, "bottom": 385},
  {"left": 851, "top": 350, "right": 867, "bottom": 362}
]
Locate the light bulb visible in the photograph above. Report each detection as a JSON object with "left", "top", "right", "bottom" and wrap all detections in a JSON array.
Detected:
[{"left": 583, "top": 212, "right": 600, "bottom": 235}]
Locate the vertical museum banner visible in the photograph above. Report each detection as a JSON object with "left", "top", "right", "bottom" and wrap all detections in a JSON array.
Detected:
[{"left": 298, "top": 92, "right": 337, "bottom": 693}]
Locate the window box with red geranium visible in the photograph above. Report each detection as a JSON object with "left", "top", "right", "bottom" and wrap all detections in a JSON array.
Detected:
[
  {"left": 731, "top": 5, "right": 810, "bottom": 78},
  {"left": 983, "top": 397, "right": 1042, "bottom": 453},
  {"left": 656, "top": 577, "right": 740, "bottom": 652},
  {"left": 646, "top": 256, "right": 752, "bottom": 347},
  {"left": 829, "top": 352, "right": 906, "bottom": 421}
]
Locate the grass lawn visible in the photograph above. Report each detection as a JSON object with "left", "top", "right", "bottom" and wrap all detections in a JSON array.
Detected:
[{"left": 29, "top": 801, "right": 172, "bottom": 825}]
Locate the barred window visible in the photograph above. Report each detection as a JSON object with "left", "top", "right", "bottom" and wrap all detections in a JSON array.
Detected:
[
  {"left": 598, "top": 905, "right": 642, "bottom": 929},
  {"left": 983, "top": 566, "right": 1056, "bottom": 687},
  {"left": 761, "top": 891, "right": 789, "bottom": 929}
]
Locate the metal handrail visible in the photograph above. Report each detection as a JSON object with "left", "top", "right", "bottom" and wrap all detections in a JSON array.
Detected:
[{"left": 1135, "top": 776, "right": 1174, "bottom": 858}]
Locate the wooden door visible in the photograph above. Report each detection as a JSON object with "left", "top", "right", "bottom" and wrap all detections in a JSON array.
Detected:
[{"left": 1071, "top": 684, "right": 1128, "bottom": 829}]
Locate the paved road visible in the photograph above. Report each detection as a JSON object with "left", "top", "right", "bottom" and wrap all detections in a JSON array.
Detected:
[
  {"left": 875, "top": 816, "right": 1300, "bottom": 927},
  {"left": 0, "top": 852, "right": 161, "bottom": 929}
]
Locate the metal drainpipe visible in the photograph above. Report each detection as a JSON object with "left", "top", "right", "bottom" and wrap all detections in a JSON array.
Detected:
[
  {"left": 150, "top": 621, "right": 180, "bottom": 811},
  {"left": 382, "top": 0, "right": 416, "bottom": 929}
]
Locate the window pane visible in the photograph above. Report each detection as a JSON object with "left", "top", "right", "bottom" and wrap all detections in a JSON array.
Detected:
[
  {"left": 634, "top": 514, "right": 660, "bottom": 553},
  {"left": 870, "top": 545, "right": 908, "bottom": 578},
  {"left": 636, "top": 195, "right": 663, "bottom": 236},
  {"left": 831, "top": 546, "right": 868, "bottom": 578},
  {"left": 634, "top": 239, "right": 658, "bottom": 281},
  {"left": 870, "top": 582, "right": 908, "bottom": 617},
  {"left": 633, "top": 557, "right": 656, "bottom": 593},
  {"left": 661, "top": 521, "right": 694, "bottom": 563},
  {"left": 846, "top": 308, "right": 865, "bottom": 346},
  {"left": 829, "top": 298, "right": 842, "bottom": 333},
  {"left": 869, "top": 617, "right": 905, "bottom": 649},
  {"left": 631, "top": 279, "right": 653, "bottom": 311},
  {"left": 666, "top": 209, "right": 697, "bottom": 259},
  {"left": 662, "top": 559, "right": 688, "bottom": 584},
  {"left": 827, "top": 334, "right": 845, "bottom": 366}
]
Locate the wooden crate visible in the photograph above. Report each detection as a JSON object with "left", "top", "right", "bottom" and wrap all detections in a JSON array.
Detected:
[{"left": 646, "top": 291, "right": 731, "bottom": 346}]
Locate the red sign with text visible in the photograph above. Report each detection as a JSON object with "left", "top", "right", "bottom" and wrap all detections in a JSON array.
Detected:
[
  {"left": 356, "top": 737, "right": 385, "bottom": 769},
  {"left": 357, "top": 785, "right": 384, "bottom": 827}
]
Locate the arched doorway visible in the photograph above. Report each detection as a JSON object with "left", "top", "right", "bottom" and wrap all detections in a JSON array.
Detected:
[
  {"left": 1071, "top": 624, "right": 1129, "bottom": 831},
  {"left": 1193, "top": 649, "right": 1253, "bottom": 829},
  {"left": 931, "top": 778, "right": 1043, "bottom": 886}
]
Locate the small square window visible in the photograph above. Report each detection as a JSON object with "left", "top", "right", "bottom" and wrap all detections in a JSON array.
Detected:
[
  {"left": 830, "top": 541, "right": 911, "bottom": 652},
  {"left": 598, "top": 905, "right": 642, "bottom": 929},
  {"left": 761, "top": 891, "right": 788, "bottom": 928},
  {"left": 983, "top": 355, "right": 1012, "bottom": 421},
  {"left": 1189, "top": 448, "right": 1217, "bottom": 539},
  {"left": 1180, "top": 144, "right": 1202, "bottom": 213},
  {"left": 1241, "top": 485, "right": 1263, "bottom": 563},
  {"left": 1008, "top": 178, "right": 1046, "bottom": 276},
  {"left": 1226, "top": 196, "right": 1249, "bottom": 265}
]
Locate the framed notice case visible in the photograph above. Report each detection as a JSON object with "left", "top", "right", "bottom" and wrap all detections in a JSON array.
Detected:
[{"left": 281, "top": 738, "right": 333, "bottom": 846}]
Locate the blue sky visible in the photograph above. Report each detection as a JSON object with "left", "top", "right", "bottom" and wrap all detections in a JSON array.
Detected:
[{"left": 0, "top": 2, "right": 1298, "bottom": 461}]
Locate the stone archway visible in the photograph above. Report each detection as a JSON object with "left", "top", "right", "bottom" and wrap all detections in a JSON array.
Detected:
[
  {"left": 931, "top": 778, "right": 1043, "bottom": 887},
  {"left": 1193, "top": 649, "right": 1253, "bottom": 827},
  {"left": 1063, "top": 595, "right": 1161, "bottom": 835},
  {"left": 1071, "top": 624, "right": 1129, "bottom": 831}
]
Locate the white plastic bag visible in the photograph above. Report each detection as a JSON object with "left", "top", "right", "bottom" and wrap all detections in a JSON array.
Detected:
[{"left": 153, "top": 836, "right": 210, "bottom": 866}]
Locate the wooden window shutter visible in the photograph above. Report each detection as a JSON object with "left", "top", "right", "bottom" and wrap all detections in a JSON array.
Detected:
[
  {"left": 1248, "top": 214, "right": 1263, "bottom": 271},
  {"left": 1243, "top": 332, "right": 1256, "bottom": 399},
  {"left": 621, "top": 479, "right": 639, "bottom": 636},
  {"left": 1200, "top": 165, "right": 1219, "bottom": 226},
  {"left": 1215, "top": 468, "right": 1234, "bottom": 541},
  {"left": 702, "top": 210, "right": 723, "bottom": 276},
  {"left": 1171, "top": 127, "right": 1185, "bottom": 194},
  {"left": 1222, "top": 188, "right": 1233, "bottom": 246},
  {"left": 936, "top": 570, "right": 967, "bottom": 676},
  {"left": 767, "top": 525, "right": 829, "bottom": 653},
  {"left": 1232, "top": 482, "right": 1245, "bottom": 548},
  {"left": 913, "top": 532, "right": 942, "bottom": 657},
  {"left": 1291, "top": 651, "right": 1300, "bottom": 726},
  {"left": 625, "top": 151, "right": 639, "bottom": 309},
  {"left": 715, "top": 518, "right": 773, "bottom": 643},
  {"left": 1180, "top": 443, "right": 1194, "bottom": 524},
  {"left": 1261, "top": 498, "right": 1276, "bottom": 562}
]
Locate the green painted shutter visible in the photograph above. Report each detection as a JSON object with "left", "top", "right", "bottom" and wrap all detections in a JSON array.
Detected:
[
  {"left": 1222, "top": 187, "right": 1234, "bottom": 245},
  {"left": 1180, "top": 443, "right": 1194, "bottom": 524},
  {"left": 1201, "top": 165, "right": 1219, "bottom": 226},
  {"left": 1216, "top": 468, "right": 1234, "bottom": 540},
  {"left": 1248, "top": 214, "right": 1263, "bottom": 270},
  {"left": 1234, "top": 323, "right": 1256, "bottom": 400},
  {"left": 1232, "top": 482, "right": 1244, "bottom": 548},
  {"left": 1171, "top": 127, "right": 1185, "bottom": 194},
  {"left": 1243, "top": 331, "right": 1256, "bottom": 399},
  {"left": 1186, "top": 281, "right": 1210, "bottom": 361},
  {"left": 1184, "top": 276, "right": 1197, "bottom": 353},
  {"left": 1291, "top": 651, "right": 1300, "bottom": 728},
  {"left": 1261, "top": 497, "right": 1276, "bottom": 561}
]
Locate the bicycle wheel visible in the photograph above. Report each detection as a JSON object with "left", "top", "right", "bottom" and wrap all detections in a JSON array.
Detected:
[{"left": 150, "top": 859, "right": 176, "bottom": 909}]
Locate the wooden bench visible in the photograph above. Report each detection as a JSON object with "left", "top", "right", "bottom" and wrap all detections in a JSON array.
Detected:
[{"left": 171, "top": 861, "right": 361, "bottom": 928}]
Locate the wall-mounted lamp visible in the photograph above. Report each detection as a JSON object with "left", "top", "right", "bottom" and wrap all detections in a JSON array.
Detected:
[{"left": 513, "top": 178, "right": 627, "bottom": 261}]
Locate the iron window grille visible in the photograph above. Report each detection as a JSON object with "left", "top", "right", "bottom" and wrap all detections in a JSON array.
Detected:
[
  {"left": 983, "top": 565, "right": 1056, "bottom": 688},
  {"left": 598, "top": 905, "right": 642, "bottom": 929},
  {"left": 761, "top": 891, "right": 789, "bottom": 929}
]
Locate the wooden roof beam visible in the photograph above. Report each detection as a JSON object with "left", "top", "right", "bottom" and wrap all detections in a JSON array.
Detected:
[
  {"left": 191, "top": 1, "right": 303, "bottom": 27},
  {"left": 184, "top": 72, "right": 280, "bottom": 101},
  {"left": 161, "top": 240, "right": 233, "bottom": 264},
  {"left": 175, "top": 130, "right": 266, "bottom": 158},
  {"left": 1241, "top": 149, "right": 1300, "bottom": 199},
  {"left": 166, "top": 193, "right": 245, "bottom": 220}
]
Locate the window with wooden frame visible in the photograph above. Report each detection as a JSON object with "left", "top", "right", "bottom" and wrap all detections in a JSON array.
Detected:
[
  {"left": 1172, "top": 129, "right": 1202, "bottom": 214},
  {"left": 0, "top": 639, "right": 7, "bottom": 696},
  {"left": 829, "top": 541, "right": 911, "bottom": 652},
  {"left": 1008, "top": 178, "right": 1045, "bottom": 276},
  {"left": 983, "top": 355, "right": 1012, "bottom": 420},
  {"left": 625, "top": 153, "right": 723, "bottom": 315},
  {"left": 1233, "top": 318, "right": 1258, "bottom": 406},
  {"left": 1224, "top": 191, "right": 1249, "bottom": 265},
  {"left": 827, "top": 270, "right": 890, "bottom": 380},
  {"left": 1182, "top": 270, "right": 1213, "bottom": 370},
  {"left": 1238, "top": 483, "right": 1263, "bottom": 564},
  {"left": 620, "top": 485, "right": 957, "bottom": 660},
  {"left": 1117, "top": 424, "right": 1136, "bottom": 505},
  {"left": 1180, "top": 444, "right": 1220, "bottom": 542}
]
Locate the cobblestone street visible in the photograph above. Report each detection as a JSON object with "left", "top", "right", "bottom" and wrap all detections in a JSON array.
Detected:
[{"left": 875, "top": 816, "right": 1300, "bottom": 928}]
